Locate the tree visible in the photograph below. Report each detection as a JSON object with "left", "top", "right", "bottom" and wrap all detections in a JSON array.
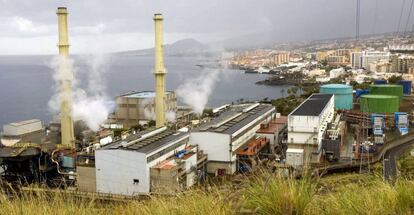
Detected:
[{"left": 388, "top": 75, "right": 403, "bottom": 84}]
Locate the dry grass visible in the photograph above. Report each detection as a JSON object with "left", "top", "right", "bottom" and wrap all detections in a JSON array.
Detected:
[{"left": 0, "top": 174, "right": 413, "bottom": 215}]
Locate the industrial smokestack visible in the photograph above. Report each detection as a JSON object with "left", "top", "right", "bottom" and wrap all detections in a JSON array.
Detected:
[
  {"left": 154, "top": 13, "right": 166, "bottom": 128},
  {"left": 57, "top": 7, "right": 75, "bottom": 148}
]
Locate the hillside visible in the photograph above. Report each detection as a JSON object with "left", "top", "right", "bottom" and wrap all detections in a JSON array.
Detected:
[{"left": 117, "top": 38, "right": 212, "bottom": 56}]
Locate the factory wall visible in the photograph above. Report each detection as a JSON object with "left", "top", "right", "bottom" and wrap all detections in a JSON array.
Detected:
[
  {"left": 256, "top": 133, "right": 276, "bottom": 146},
  {"left": 184, "top": 153, "right": 197, "bottom": 187},
  {"left": 114, "top": 92, "right": 177, "bottom": 128},
  {"left": 206, "top": 161, "right": 236, "bottom": 175},
  {"left": 288, "top": 115, "right": 320, "bottom": 133},
  {"left": 96, "top": 150, "right": 148, "bottom": 195},
  {"left": 77, "top": 166, "right": 97, "bottom": 193},
  {"left": 231, "top": 123, "right": 261, "bottom": 154},
  {"left": 189, "top": 132, "right": 230, "bottom": 162}
]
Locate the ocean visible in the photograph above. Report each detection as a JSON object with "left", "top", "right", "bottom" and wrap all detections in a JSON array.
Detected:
[{"left": 0, "top": 54, "right": 290, "bottom": 127}]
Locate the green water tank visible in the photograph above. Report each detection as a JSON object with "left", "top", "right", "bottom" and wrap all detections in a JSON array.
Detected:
[
  {"left": 369, "top": 84, "right": 403, "bottom": 101},
  {"left": 360, "top": 95, "right": 399, "bottom": 113}
]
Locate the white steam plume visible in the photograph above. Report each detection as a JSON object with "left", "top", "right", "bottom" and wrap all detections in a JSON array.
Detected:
[
  {"left": 176, "top": 70, "right": 220, "bottom": 114},
  {"left": 49, "top": 54, "right": 113, "bottom": 131},
  {"left": 166, "top": 110, "right": 176, "bottom": 123}
]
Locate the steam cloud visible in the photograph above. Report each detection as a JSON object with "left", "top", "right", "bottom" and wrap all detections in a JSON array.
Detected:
[
  {"left": 49, "top": 54, "right": 113, "bottom": 131},
  {"left": 176, "top": 69, "right": 220, "bottom": 114},
  {"left": 140, "top": 99, "right": 176, "bottom": 123}
]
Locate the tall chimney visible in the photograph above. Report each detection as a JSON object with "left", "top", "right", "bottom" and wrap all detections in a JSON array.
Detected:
[
  {"left": 154, "top": 13, "right": 166, "bottom": 128},
  {"left": 57, "top": 7, "right": 75, "bottom": 148}
]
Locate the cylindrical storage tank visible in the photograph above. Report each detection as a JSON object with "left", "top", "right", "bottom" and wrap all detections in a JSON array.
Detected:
[
  {"left": 373, "top": 79, "right": 387, "bottom": 85},
  {"left": 360, "top": 95, "right": 399, "bottom": 113},
  {"left": 320, "top": 84, "right": 353, "bottom": 110},
  {"left": 369, "top": 84, "right": 403, "bottom": 101},
  {"left": 398, "top": 80, "right": 412, "bottom": 95}
]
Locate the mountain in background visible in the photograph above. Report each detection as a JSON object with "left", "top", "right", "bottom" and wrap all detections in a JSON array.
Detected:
[{"left": 117, "top": 38, "right": 215, "bottom": 56}]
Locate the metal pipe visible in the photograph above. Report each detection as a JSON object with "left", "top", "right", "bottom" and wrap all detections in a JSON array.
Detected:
[
  {"left": 57, "top": 7, "right": 75, "bottom": 148},
  {"left": 154, "top": 13, "right": 166, "bottom": 128}
]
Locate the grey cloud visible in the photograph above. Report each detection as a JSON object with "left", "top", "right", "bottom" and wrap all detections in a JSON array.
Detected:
[{"left": 0, "top": 0, "right": 409, "bottom": 54}]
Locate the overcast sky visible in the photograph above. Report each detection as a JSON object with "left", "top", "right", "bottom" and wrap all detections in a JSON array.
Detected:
[{"left": 0, "top": 0, "right": 410, "bottom": 55}]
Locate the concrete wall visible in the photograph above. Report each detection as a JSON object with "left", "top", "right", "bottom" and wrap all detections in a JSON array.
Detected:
[
  {"left": 114, "top": 92, "right": 177, "bottom": 128},
  {"left": 206, "top": 161, "right": 236, "bottom": 174},
  {"left": 190, "top": 132, "right": 230, "bottom": 162},
  {"left": 77, "top": 166, "right": 96, "bottom": 193},
  {"left": 96, "top": 150, "right": 148, "bottom": 195}
]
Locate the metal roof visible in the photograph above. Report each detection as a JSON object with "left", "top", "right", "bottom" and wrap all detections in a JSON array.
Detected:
[
  {"left": 121, "top": 91, "right": 174, "bottom": 99},
  {"left": 196, "top": 103, "right": 275, "bottom": 135},
  {"left": 100, "top": 128, "right": 188, "bottom": 154},
  {"left": 290, "top": 94, "right": 333, "bottom": 116}
]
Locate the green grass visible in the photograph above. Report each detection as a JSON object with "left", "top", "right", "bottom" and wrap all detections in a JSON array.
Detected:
[{"left": 0, "top": 173, "right": 413, "bottom": 215}]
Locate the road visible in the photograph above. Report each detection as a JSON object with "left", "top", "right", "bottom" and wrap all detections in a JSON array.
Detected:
[{"left": 383, "top": 141, "right": 413, "bottom": 183}]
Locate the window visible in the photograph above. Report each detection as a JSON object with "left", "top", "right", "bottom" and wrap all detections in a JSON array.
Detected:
[{"left": 133, "top": 179, "right": 139, "bottom": 185}]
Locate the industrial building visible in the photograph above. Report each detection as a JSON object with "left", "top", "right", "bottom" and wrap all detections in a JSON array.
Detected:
[
  {"left": 94, "top": 127, "right": 205, "bottom": 195},
  {"left": 236, "top": 137, "right": 269, "bottom": 172},
  {"left": 189, "top": 103, "right": 276, "bottom": 175},
  {"left": 112, "top": 91, "right": 177, "bottom": 128},
  {"left": 256, "top": 115, "right": 288, "bottom": 156},
  {"left": 286, "top": 94, "right": 335, "bottom": 168}
]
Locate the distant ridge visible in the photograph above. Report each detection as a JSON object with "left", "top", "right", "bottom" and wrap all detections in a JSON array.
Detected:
[{"left": 117, "top": 38, "right": 211, "bottom": 56}]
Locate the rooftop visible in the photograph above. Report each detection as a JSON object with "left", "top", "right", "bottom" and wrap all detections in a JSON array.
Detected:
[
  {"left": 7, "top": 119, "right": 41, "bottom": 127},
  {"left": 121, "top": 91, "right": 174, "bottom": 99},
  {"left": 236, "top": 137, "right": 269, "bottom": 156},
  {"left": 256, "top": 122, "right": 286, "bottom": 134},
  {"left": 290, "top": 94, "right": 333, "bottom": 116},
  {"left": 196, "top": 103, "right": 275, "bottom": 135},
  {"left": 100, "top": 127, "right": 188, "bottom": 154}
]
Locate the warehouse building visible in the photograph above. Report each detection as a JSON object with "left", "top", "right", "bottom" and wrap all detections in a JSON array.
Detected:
[
  {"left": 95, "top": 127, "right": 201, "bottom": 196},
  {"left": 286, "top": 94, "right": 335, "bottom": 168},
  {"left": 112, "top": 91, "right": 177, "bottom": 128},
  {"left": 189, "top": 103, "right": 276, "bottom": 175}
]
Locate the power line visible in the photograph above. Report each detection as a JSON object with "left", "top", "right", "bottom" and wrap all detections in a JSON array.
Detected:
[
  {"left": 404, "top": 0, "right": 414, "bottom": 36},
  {"left": 356, "top": 0, "right": 361, "bottom": 40},
  {"left": 372, "top": 0, "right": 379, "bottom": 34},
  {"left": 396, "top": 0, "right": 406, "bottom": 37}
]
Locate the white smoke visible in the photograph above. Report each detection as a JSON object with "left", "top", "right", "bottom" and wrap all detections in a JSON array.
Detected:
[
  {"left": 166, "top": 110, "right": 176, "bottom": 123},
  {"left": 139, "top": 99, "right": 155, "bottom": 121},
  {"left": 176, "top": 69, "right": 220, "bottom": 114},
  {"left": 49, "top": 54, "right": 113, "bottom": 131}
]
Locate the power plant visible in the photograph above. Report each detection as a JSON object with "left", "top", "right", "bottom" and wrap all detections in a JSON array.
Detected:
[{"left": 1, "top": 6, "right": 414, "bottom": 201}]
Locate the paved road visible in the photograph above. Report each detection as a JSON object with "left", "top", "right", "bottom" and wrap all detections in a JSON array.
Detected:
[{"left": 383, "top": 141, "right": 414, "bottom": 183}]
